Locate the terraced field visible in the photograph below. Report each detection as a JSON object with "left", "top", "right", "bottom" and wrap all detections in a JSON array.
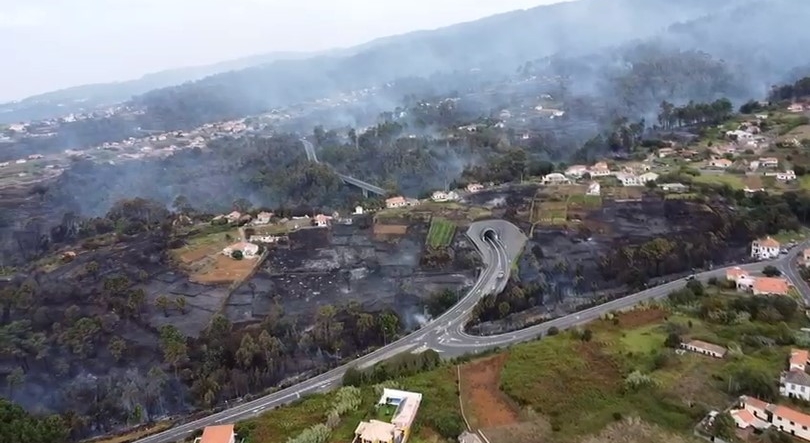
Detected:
[{"left": 426, "top": 217, "right": 456, "bottom": 249}]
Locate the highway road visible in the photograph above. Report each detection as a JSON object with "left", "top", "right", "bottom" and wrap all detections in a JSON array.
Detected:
[
  {"left": 136, "top": 220, "right": 809, "bottom": 442},
  {"left": 135, "top": 220, "right": 524, "bottom": 443}
]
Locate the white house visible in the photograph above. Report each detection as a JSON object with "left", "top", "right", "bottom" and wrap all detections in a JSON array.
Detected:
[
  {"left": 751, "top": 236, "right": 781, "bottom": 260},
  {"left": 354, "top": 206, "right": 365, "bottom": 215},
  {"left": 15, "top": 159, "right": 27, "bottom": 164},
  {"left": 681, "top": 340, "right": 726, "bottom": 359},
  {"left": 385, "top": 196, "right": 408, "bottom": 209},
  {"left": 615, "top": 172, "right": 642, "bottom": 187},
  {"left": 565, "top": 165, "right": 589, "bottom": 178},
  {"left": 776, "top": 170, "right": 797, "bottom": 181},
  {"left": 314, "top": 214, "right": 332, "bottom": 227},
  {"left": 737, "top": 396, "right": 810, "bottom": 442},
  {"left": 782, "top": 371, "right": 810, "bottom": 401},
  {"left": 541, "top": 173, "right": 570, "bottom": 185},
  {"left": 589, "top": 162, "right": 611, "bottom": 177},
  {"left": 195, "top": 424, "right": 235, "bottom": 443},
  {"left": 660, "top": 183, "right": 689, "bottom": 193},
  {"left": 222, "top": 242, "right": 259, "bottom": 259},
  {"left": 726, "top": 129, "right": 754, "bottom": 141},
  {"left": 249, "top": 235, "right": 282, "bottom": 244},
  {"left": 708, "top": 158, "right": 732, "bottom": 169},
  {"left": 466, "top": 183, "right": 484, "bottom": 193},
  {"left": 749, "top": 160, "right": 761, "bottom": 171},
  {"left": 657, "top": 147, "right": 676, "bottom": 158},
  {"left": 253, "top": 211, "right": 274, "bottom": 225},
  {"left": 638, "top": 172, "right": 659, "bottom": 184},
  {"left": 225, "top": 211, "right": 242, "bottom": 223},
  {"left": 431, "top": 190, "right": 459, "bottom": 202},
  {"left": 759, "top": 157, "right": 779, "bottom": 168},
  {"left": 788, "top": 103, "right": 806, "bottom": 113},
  {"left": 586, "top": 182, "right": 601, "bottom": 196}
]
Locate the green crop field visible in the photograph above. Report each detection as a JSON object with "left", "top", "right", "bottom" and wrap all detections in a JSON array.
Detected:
[{"left": 426, "top": 217, "right": 456, "bottom": 249}]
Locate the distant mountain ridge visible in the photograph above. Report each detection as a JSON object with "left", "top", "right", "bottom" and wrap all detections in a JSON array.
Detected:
[{"left": 0, "top": 50, "right": 326, "bottom": 124}]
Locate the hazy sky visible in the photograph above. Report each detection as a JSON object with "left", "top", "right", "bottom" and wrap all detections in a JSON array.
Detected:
[{"left": 0, "top": 0, "right": 567, "bottom": 102}]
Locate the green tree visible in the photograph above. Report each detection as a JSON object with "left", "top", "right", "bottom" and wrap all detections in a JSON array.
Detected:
[
  {"left": 236, "top": 334, "right": 259, "bottom": 369},
  {"left": 710, "top": 412, "right": 735, "bottom": 440},
  {"left": 664, "top": 332, "right": 682, "bottom": 348},
  {"left": 378, "top": 312, "right": 399, "bottom": 345},
  {"left": 159, "top": 325, "right": 188, "bottom": 375},
  {"left": 155, "top": 295, "right": 171, "bottom": 317},
  {"left": 108, "top": 337, "right": 126, "bottom": 362}
]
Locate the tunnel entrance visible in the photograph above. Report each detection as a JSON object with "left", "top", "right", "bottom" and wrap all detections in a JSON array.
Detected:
[{"left": 483, "top": 229, "right": 498, "bottom": 241}]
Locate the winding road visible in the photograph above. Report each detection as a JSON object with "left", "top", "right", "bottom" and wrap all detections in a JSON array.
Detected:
[{"left": 135, "top": 217, "right": 810, "bottom": 443}]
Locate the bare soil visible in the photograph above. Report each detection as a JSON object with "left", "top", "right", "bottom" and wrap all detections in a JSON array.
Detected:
[
  {"left": 460, "top": 354, "right": 521, "bottom": 429},
  {"left": 189, "top": 254, "right": 258, "bottom": 284},
  {"left": 373, "top": 224, "right": 408, "bottom": 235},
  {"left": 614, "top": 307, "right": 667, "bottom": 328}
]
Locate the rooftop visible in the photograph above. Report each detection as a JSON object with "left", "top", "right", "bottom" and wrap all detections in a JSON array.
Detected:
[
  {"left": 199, "top": 424, "right": 234, "bottom": 443},
  {"left": 783, "top": 369, "right": 810, "bottom": 387},
  {"left": 684, "top": 339, "right": 726, "bottom": 356},
  {"left": 791, "top": 349, "right": 809, "bottom": 367},
  {"left": 752, "top": 277, "right": 790, "bottom": 295},
  {"left": 355, "top": 420, "right": 397, "bottom": 443}
]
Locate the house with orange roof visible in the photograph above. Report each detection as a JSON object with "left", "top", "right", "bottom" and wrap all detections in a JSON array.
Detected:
[
  {"left": 726, "top": 267, "right": 749, "bottom": 283},
  {"left": 792, "top": 349, "right": 810, "bottom": 372},
  {"left": 737, "top": 395, "right": 810, "bottom": 440},
  {"left": 751, "top": 236, "right": 781, "bottom": 260},
  {"left": 752, "top": 277, "right": 790, "bottom": 296},
  {"left": 195, "top": 424, "right": 236, "bottom": 443},
  {"left": 385, "top": 196, "right": 408, "bottom": 209}
]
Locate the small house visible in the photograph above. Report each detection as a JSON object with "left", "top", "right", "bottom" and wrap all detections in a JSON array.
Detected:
[
  {"left": 708, "top": 158, "right": 732, "bottom": 169},
  {"left": 385, "top": 196, "right": 408, "bottom": 209},
  {"left": 466, "top": 183, "right": 484, "bottom": 193},
  {"left": 681, "top": 340, "right": 726, "bottom": 358},
  {"left": 638, "top": 172, "right": 659, "bottom": 184},
  {"left": 615, "top": 172, "right": 641, "bottom": 187},
  {"left": 726, "top": 267, "right": 749, "bottom": 282},
  {"left": 589, "top": 162, "right": 611, "bottom": 177},
  {"left": 222, "top": 242, "right": 259, "bottom": 259},
  {"left": 565, "top": 165, "right": 589, "bottom": 178},
  {"left": 586, "top": 182, "right": 600, "bottom": 196},
  {"left": 541, "top": 173, "right": 570, "bottom": 185},
  {"left": 225, "top": 211, "right": 242, "bottom": 223},
  {"left": 759, "top": 157, "right": 779, "bottom": 168},
  {"left": 659, "top": 183, "right": 688, "bottom": 193},
  {"left": 254, "top": 211, "right": 274, "bottom": 225}
]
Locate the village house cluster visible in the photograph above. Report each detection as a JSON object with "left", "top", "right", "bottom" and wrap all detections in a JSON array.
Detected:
[
  {"left": 714, "top": 349, "right": 810, "bottom": 441},
  {"left": 385, "top": 182, "right": 485, "bottom": 209},
  {"left": 211, "top": 208, "right": 349, "bottom": 260}
]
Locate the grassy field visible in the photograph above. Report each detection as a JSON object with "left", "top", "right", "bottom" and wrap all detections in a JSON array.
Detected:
[
  {"left": 691, "top": 173, "right": 747, "bottom": 190},
  {"left": 426, "top": 217, "right": 456, "bottom": 249}
]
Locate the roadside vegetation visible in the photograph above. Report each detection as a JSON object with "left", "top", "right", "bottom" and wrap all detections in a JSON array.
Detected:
[{"left": 234, "top": 279, "right": 809, "bottom": 443}]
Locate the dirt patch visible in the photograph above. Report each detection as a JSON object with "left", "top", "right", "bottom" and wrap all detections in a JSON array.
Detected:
[
  {"left": 743, "top": 175, "right": 763, "bottom": 189},
  {"left": 615, "top": 307, "right": 667, "bottom": 328},
  {"left": 373, "top": 224, "right": 408, "bottom": 235},
  {"left": 190, "top": 254, "right": 258, "bottom": 284},
  {"left": 481, "top": 417, "right": 551, "bottom": 443},
  {"left": 460, "top": 354, "right": 521, "bottom": 429},
  {"left": 578, "top": 417, "right": 696, "bottom": 443}
]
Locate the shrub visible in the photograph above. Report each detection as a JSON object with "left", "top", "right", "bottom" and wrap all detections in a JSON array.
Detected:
[{"left": 547, "top": 326, "right": 560, "bottom": 336}]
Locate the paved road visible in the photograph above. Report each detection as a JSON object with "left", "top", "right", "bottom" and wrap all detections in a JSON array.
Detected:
[
  {"left": 136, "top": 221, "right": 808, "bottom": 442},
  {"left": 300, "top": 139, "right": 386, "bottom": 196},
  {"left": 135, "top": 220, "right": 522, "bottom": 443},
  {"left": 434, "top": 244, "right": 810, "bottom": 354}
]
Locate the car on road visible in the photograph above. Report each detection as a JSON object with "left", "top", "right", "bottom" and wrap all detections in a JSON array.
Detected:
[
  {"left": 686, "top": 274, "right": 696, "bottom": 281},
  {"left": 497, "top": 271, "right": 504, "bottom": 279}
]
